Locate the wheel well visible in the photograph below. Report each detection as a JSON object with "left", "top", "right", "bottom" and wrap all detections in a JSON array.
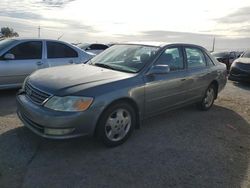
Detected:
[
  {"left": 94, "top": 98, "right": 141, "bottom": 136},
  {"left": 210, "top": 80, "right": 219, "bottom": 99}
]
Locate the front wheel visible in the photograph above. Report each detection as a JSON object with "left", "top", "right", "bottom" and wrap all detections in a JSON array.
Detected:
[
  {"left": 96, "top": 102, "right": 136, "bottom": 147},
  {"left": 198, "top": 84, "right": 216, "bottom": 111}
]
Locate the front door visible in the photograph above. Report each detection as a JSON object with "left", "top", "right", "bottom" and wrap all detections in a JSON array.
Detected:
[
  {"left": 144, "top": 46, "right": 189, "bottom": 116},
  {"left": 0, "top": 41, "right": 43, "bottom": 88}
]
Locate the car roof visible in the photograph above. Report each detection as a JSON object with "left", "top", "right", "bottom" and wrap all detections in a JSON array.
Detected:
[
  {"left": 7, "top": 37, "right": 67, "bottom": 43},
  {"left": 120, "top": 41, "right": 206, "bottom": 49}
]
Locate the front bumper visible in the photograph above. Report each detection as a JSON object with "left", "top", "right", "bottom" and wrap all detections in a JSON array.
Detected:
[{"left": 16, "top": 93, "right": 103, "bottom": 139}]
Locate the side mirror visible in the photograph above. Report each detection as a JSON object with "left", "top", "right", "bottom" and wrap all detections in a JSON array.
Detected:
[
  {"left": 147, "top": 65, "right": 170, "bottom": 75},
  {"left": 4, "top": 53, "right": 15, "bottom": 60}
]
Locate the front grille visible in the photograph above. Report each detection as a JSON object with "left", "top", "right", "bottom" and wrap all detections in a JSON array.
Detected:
[{"left": 25, "top": 82, "right": 51, "bottom": 105}]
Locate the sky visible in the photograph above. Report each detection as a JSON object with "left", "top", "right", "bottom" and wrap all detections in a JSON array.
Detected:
[{"left": 0, "top": 0, "right": 250, "bottom": 51}]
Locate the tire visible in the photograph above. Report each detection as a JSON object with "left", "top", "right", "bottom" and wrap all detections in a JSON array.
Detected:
[
  {"left": 198, "top": 84, "right": 216, "bottom": 111},
  {"left": 96, "top": 102, "right": 136, "bottom": 147}
]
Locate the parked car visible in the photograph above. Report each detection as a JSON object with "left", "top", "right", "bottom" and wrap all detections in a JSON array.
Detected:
[
  {"left": 17, "top": 42, "right": 227, "bottom": 147},
  {"left": 211, "top": 51, "right": 239, "bottom": 71},
  {"left": 0, "top": 38, "right": 94, "bottom": 89},
  {"left": 229, "top": 50, "right": 250, "bottom": 82},
  {"left": 77, "top": 43, "right": 109, "bottom": 55}
]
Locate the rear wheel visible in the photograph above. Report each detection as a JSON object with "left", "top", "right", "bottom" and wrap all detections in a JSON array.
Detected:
[
  {"left": 198, "top": 84, "right": 216, "bottom": 111},
  {"left": 96, "top": 102, "right": 136, "bottom": 147}
]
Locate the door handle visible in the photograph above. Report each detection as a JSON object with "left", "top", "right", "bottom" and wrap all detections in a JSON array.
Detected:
[
  {"left": 69, "top": 60, "right": 74, "bottom": 64},
  {"left": 36, "top": 61, "right": 43, "bottom": 66},
  {"left": 180, "top": 78, "right": 186, "bottom": 81}
]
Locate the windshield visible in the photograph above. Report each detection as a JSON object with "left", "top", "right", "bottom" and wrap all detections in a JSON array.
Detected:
[
  {"left": 241, "top": 51, "right": 250, "bottom": 58},
  {"left": 0, "top": 39, "right": 16, "bottom": 52},
  {"left": 88, "top": 44, "right": 160, "bottom": 73}
]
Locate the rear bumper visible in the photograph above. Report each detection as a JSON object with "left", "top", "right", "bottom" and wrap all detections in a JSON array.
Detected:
[{"left": 16, "top": 93, "right": 103, "bottom": 139}]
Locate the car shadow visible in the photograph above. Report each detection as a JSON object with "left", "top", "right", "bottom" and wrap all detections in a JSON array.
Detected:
[
  {"left": 0, "top": 89, "right": 19, "bottom": 116},
  {"left": 0, "top": 105, "right": 249, "bottom": 188},
  {"left": 232, "top": 81, "right": 250, "bottom": 91}
]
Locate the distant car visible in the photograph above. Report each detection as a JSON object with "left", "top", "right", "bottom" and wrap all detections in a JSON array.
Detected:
[
  {"left": 77, "top": 43, "right": 109, "bottom": 55},
  {"left": 17, "top": 42, "right": 227, "bottom": 147},
  {"left": 229, "top": 50, "right": 250, "bottom": 82},
  {"left": 0, "top": 38, "right": 94, "bottom": 89},
  {"left": 211, "top": 51, "right": 239, "bottom": 71}
]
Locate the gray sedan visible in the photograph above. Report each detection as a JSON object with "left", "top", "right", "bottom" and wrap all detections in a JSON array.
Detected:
[
  {"left": 16, "top": 42, "right": 227, "bottom": 147},
  {"left": 0, "top": 38, "right": 93, "bottom": 89}
]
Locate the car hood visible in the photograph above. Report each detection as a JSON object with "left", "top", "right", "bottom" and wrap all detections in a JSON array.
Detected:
[
  {"left": 28, "top": 64, "right": 134, "bottom": 94},
  {"left": 234, "top": 57, "right": 250, "bottom": 64}
]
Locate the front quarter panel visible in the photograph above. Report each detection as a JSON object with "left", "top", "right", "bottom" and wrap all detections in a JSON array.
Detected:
[{"left": 75, "top": 75, "right": 145, "bottom": 125}]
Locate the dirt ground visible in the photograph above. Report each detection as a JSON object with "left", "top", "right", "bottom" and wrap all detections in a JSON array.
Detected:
[{"left": 0, "top": 80, "right": 249, "bottom": 188}]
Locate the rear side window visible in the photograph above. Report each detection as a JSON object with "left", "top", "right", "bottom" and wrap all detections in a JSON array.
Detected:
[
  {"left": 185, "top": 48, "right": 206, "bottom": 68},
  {"left": 205, "top": 53, "right": 215, "bottom": 66},
  {"left": 7, "top": 41, "right": 42, "bottom": 60},
  {"left": 47, "top": 42, "right": 78, "bottom": 58}
]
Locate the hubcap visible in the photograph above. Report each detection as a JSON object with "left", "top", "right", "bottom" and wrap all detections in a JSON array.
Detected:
[
  {"left": 105, "top": 109, "right": 131, "bottom": 141},
  {"left": 204, "top": 88, "right": 215, "bottom": 108}
]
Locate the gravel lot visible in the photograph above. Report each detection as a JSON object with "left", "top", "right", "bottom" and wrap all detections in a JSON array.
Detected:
[{"left": 0, "top": 81, "right": 249, "bottom": 188}]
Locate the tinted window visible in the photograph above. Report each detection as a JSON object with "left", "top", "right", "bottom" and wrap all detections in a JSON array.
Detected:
[
  {"left": 90, "top": 44, "right": 109, "bottom": 50},
  {"left": 155, "top": 47, "right": 184, "bottom": 71},
  {"left": 185, "top": 48, "right": 206, "bottom": 68},
  {"left": 7, "top": 41, "right": 42, "bottom": 60},
  {"left": 229, "top": 52, "right": 236, "bottom": 59},
  {"left": 47, "top": 42, "right": 78, "bottom": 58}
]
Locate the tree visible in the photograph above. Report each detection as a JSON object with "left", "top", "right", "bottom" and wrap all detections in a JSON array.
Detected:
[{"left": 0, "top": 27, "right": 19, "bottom": 38}]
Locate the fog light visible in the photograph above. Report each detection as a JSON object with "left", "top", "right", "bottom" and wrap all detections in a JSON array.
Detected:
[{"left": 44, "top": 128, "right": 75, "bottom": 135}]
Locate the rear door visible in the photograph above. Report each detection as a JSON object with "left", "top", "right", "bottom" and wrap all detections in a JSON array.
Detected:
[
  {"left": 45, "top": 41, "right": 80, "bottom": 67},
  {"left": 0, "top": 41, "right": 43, "bottom": 87},
  {"left": 183, "top": 46, "right": 211, "bottom": 100},
  {"left": 144, "top": 46, "right": 189, "bottom": 116}
]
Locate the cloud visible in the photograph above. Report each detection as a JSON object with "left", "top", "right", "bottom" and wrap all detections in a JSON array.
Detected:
[
  {"left": 39, "top": 0, "right": 76, "bottom": 8},
  {"left": 0, "top": 10, "right": 42, "bottom": 20},
  {"left": 215, "top": 6, "right": 250, "bottom": 24},
  {"left": 110, "top": 30, "right": 250, "bottom": 51}
]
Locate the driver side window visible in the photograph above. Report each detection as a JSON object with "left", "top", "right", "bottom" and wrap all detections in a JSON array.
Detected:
[
  {"left": 6, "top": 41, "right": 42, "bottom": 60},
  {"left": 155, "top": 47, "right": 184, "bottom": 71}
]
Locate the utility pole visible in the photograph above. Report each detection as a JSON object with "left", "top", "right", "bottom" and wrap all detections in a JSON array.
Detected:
[
  {"left": 38, "top": 25, "right": 40, "bottom": 38},
  {"left": 212, "top": 36, "right": 215, "bottom": 52}
]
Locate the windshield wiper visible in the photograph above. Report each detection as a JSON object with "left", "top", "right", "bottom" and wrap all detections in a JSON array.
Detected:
[{"left": 94, "top": 63, "right": 116, "bottom": 70}]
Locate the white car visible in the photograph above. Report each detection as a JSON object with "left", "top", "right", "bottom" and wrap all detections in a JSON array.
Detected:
[
  {"left": 0, "top": 38, "right": 94, "bottom": 89},
  {"left": 77, "top": 43, "right": 109, "bottom": 55}
]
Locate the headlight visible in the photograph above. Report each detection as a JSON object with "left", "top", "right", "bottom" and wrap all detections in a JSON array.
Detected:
[{"left": 44, "top": 96, "right": 93, "bottom": 112}]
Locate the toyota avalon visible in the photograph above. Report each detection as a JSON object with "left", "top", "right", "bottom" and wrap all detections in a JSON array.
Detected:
[{"left": 17, "top": 42, "right": 227, "bottom": 147}]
